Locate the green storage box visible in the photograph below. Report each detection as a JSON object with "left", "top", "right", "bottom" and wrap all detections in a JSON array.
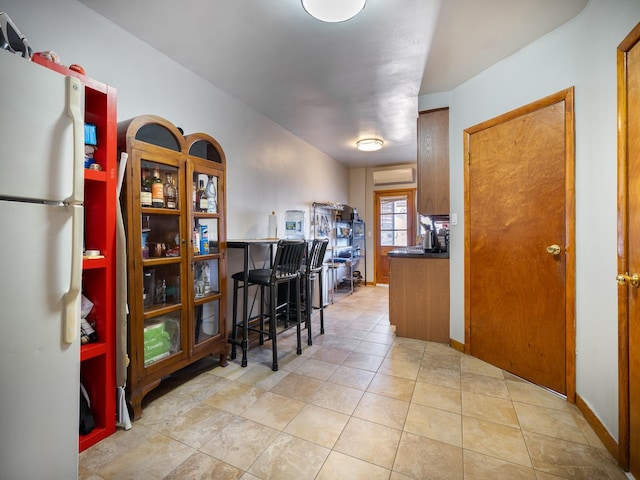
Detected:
[{"left": 144, "top": 322, "right": 170, "bottom": 366}]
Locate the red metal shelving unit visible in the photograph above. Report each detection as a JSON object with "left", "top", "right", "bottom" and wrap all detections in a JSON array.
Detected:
[{"left": 32, "top": 55, "right": 118, "bottom": 452}]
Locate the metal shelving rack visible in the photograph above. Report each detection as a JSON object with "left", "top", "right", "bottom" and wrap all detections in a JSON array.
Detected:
[{"left": 311, "top": 202, "right": 366, "bottom": 302}]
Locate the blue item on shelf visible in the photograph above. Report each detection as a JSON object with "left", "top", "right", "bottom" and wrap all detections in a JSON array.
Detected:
[{"left": 84, "top": 124, "right": 97, "bottom": 145}]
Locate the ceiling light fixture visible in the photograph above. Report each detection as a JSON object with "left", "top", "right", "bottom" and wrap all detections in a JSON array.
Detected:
[
  {"left": 302, "top": 0, "right": 367, "bottom": 23},
  {"left": 356, "top": 138, "right": 384, "bottom": 152}
]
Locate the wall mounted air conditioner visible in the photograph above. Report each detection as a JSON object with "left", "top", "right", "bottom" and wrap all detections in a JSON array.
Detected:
[{"left": 372, "top": 168, "right": 414, "bottom": 185}]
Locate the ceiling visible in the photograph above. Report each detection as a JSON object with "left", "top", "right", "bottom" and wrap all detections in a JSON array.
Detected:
[{"left": 79, "top": 0, "right": 587, "bottom": 168}]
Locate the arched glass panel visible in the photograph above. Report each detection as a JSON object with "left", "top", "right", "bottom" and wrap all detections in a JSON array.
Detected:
[
  {"left": 189, "top": 140, "right": 221, "bottom": 163},
  {"left": 135, "top": 124, "right": 181, "bottom": 151}
]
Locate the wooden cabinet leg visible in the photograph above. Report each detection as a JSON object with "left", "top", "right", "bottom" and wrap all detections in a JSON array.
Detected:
[{"left": 128, "top": 390, "right": 143, "bottom": 422}]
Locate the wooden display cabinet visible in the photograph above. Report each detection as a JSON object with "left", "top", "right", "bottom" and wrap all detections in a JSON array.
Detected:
[
  {"left": 31, "top": 54, "right": 118, "bottom": 452},
  {"left": 119, "top": 116, "right": 228, "bottom": 420}
]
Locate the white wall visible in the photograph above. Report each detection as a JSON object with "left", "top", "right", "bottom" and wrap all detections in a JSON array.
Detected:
[
  {"left": 419, "top": 0, "right": 640, "bottom": 441},
  {"left": 5, "top": 0, "right": 348, "bottom": 237},
  {"left": 5, "top": 0, "right": 349, "bottom": 331}
]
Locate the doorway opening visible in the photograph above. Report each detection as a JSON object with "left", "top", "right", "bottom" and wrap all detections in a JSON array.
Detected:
[{"left": 374, "top": 189, "right": 416, "bottom": 284}]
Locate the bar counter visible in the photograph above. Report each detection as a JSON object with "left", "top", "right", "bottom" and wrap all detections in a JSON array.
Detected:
[{"left": 388, "top": 249, "right": 450, "bottom": 343}]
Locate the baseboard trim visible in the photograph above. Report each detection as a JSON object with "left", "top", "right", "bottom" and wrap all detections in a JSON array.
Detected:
[
  {"left": 449, "top": 338, "right": 464, "bottom": 353},
  {"left": 575, "top": 394, "right": 619, "bottom": 461}
]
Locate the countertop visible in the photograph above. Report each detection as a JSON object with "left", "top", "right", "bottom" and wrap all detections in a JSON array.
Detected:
[{"left": 388, "top": 247, "right": 449, "bottom": 259}]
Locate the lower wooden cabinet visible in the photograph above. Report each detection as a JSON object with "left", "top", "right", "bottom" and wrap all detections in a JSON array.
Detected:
[
  {"left": 389, "top": 255, "right": 450, "bottom": 343},
  {"left": 119, "top": 115, "right": 228, "bottom": 420}
]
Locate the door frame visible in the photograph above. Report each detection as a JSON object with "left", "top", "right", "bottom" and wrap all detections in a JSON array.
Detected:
[
  {"left": 463, "top": 88, "right": 576, "bottom": 402},
  {"left": 617, "top": 21, "right": 640, "bottom": 472},
  {"left": 373, "top": 188, "right": 417, "bottom": 285}
]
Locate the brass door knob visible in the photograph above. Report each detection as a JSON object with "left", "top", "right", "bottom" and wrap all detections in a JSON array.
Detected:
[
  {"left": 546, "top": 244, "right": 562, "bottom": 255},
  {"left": 616, "top": 272, "right": 640, "bottom": 288}
]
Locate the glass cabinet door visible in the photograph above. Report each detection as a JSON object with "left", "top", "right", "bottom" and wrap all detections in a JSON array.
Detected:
[
  {"left": 135, "top": 154, "right": 185, "bottom": 369},
  {"left": 189, "top": 166, "right": 224, "bottom": 350},
  {"left": 193, "top": 258, "right": 220, "bottom": 344}
]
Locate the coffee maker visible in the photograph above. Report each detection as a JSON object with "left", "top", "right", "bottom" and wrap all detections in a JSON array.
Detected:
[{"left": 423, "top": 226, "right": 439, "bottom": 252}]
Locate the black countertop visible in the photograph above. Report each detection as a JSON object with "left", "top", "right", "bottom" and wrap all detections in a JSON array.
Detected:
[{"left": 388, "top": 247, "right": 449, "bottom": 259}]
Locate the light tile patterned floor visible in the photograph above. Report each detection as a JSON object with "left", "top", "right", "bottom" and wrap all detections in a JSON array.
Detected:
[{"left": 79, "top": 286, "right": 628, "bottom": 480}]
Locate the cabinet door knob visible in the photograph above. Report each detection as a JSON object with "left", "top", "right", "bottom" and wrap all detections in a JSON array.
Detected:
[{"left": 616, "top": 272, "right": 640, "bottom": 288}]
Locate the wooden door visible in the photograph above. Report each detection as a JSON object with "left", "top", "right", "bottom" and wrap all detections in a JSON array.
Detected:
[
  {"left": 617, "top": 21, "right": 640, "bottom": 475},
  {"left": 374, "top": 189, "right": 416, "bottom": 284},
  {"left": 464, "top": 89, "right": 575, "bottom": 397}
]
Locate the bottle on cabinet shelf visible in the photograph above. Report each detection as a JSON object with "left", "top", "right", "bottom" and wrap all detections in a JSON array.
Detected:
[
  {"left": 196, "top": 179, "right": 208, "bottom": 212},
  {"left": 156, "top": 279, "right": 166, "bottom": 304},
  {"left": 205, "top": 176, "right": 217, "bottom": 213},
  {"left": 151, "top": 168, "right": 164, "bottom": 208},
  {"left": 193, "top": 223, "right": 201, "bottom": 255},
  {"left": 203, "top": 264, "right": 211, "bottom": 294},
  {"left": 164, "top": 172, "right": 177, "bottom": 209},
  {"left": 200, "top": 224, "right": 209, "bottom": 254},
  {"left": 140, "top": 169, "right": 152, "bottom": 208}
]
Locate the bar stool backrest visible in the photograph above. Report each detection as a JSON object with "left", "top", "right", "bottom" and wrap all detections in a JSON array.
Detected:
[
  {"left": 307, "top": 238, "right": 329, "bottom": 274},
  {"left": 273, "top": 240, "right": 306, "bottom": 281}
]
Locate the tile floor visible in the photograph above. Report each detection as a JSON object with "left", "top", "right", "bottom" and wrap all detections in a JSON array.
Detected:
[{"left": 79, "top": 285, "right": 629, "bottom": 480}]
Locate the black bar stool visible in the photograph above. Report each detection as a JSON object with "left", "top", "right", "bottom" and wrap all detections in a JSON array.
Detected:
[
  {"left": 230, "top": 239, "right": 306, "bottom": 371},
  {"left": 303, "top": 238, "right": 329, "bottom": 335},
  {"left": 230, "top": 268, "right": 269, "bottom": 365}
]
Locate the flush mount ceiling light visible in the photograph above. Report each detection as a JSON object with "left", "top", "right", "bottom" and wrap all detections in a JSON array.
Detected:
[
  {"left": 356, "top": 138, "right": 384, "bottom": 152},
  {"left": 302, "top": 0, "right": 367, "bottom": 23}
]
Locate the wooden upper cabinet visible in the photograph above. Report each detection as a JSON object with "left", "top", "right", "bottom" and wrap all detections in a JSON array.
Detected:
[{"left": 417, "top": 108, "right": 450, "bottom": 215}]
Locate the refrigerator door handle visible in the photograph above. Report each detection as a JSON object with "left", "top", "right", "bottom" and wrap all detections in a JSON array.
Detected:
[
  {"left": 65, "top": 75, "right": 84, "bottom": 206},
  {"left": 61, "top": 75, "right": 84, "bottom": 343},
  {"left": 64, "top": 203, "right": 84, "bottom": 343}
]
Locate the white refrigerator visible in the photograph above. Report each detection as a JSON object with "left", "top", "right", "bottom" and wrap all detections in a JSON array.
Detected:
[{"left": 0, "top": 49, "right": 85, "bottom": 479}]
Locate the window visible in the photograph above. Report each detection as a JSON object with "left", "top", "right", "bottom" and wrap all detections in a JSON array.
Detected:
[{"left": 379, "top": 196, "right": 409, "bottom": 246}]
